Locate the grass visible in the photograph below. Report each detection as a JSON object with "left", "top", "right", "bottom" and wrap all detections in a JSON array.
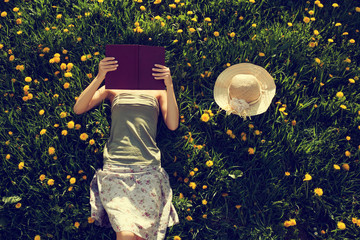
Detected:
[{"left": 1, "top": 0, "right": 360, "bottom": 239}]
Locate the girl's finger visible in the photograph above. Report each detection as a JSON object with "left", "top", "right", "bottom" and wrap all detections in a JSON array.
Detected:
[
  {"left": 100, "top": 58, "right": 116, "bottom": 63},
  {"left": 152, "top": 73, "right": 167, "bottom": 76},
  {"left": 154, "top": 64, "right": 165, "bottom": 68},
  {"left": 152, "top": 67, "right": 169, "bottom": 72},
  {"left": 100, "top": 61, "right": 118, "bottom": 66},
  {"left": 154, "top": 64, "right": 170, "bottom": 70}
]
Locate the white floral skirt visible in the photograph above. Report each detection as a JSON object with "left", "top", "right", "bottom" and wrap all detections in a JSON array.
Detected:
[{"left": 90, "top": 163, "right": 179, "bottom": 240}]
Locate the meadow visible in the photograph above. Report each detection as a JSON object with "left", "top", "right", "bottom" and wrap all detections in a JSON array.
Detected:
[{"left": 1, "top": 0, "right": 360, "bottom": 239}]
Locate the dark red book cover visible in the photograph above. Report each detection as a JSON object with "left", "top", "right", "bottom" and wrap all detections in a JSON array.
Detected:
[{"left": 105, "top": 44, "right": 166, "bottom": 90}]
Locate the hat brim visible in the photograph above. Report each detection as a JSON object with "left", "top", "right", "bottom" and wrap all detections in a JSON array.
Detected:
[{"left": 214, "top": 63, "right": 276, "bottom": 116}]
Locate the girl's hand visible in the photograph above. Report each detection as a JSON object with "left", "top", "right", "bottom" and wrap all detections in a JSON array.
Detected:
[
  {"left": 98, "top": 57, "right": 118, "bottom": 78},
  {"left": 152, "top": 64, "right": 173, "bottom": 87}
]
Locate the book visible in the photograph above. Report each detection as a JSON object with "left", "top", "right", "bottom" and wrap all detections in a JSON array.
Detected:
[{"left": 105, "top": 44, "right": 166, "bottom": 90}]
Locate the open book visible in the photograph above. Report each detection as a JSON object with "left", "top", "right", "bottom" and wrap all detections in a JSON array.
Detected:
[{"left": 105, "top": 44, "right": 166, "bottom": 90}]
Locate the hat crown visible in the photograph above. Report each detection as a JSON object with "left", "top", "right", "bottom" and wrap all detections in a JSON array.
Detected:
[{"left": 229, "top": 74, "right": 261, "bottom": 103}]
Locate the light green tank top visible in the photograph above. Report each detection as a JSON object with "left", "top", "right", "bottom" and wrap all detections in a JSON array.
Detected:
[{"left": 103, "top": 92, "right": 161, "bottom": 166}]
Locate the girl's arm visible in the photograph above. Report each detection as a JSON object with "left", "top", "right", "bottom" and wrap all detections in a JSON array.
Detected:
[
  {"left": 153, "top": 64, "right": 179, "bottom": 131},
  {"left": 73, "top": 57, "right": 118, "bottom": 115}
]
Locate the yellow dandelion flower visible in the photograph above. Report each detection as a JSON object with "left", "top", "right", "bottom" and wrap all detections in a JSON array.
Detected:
[
  {"left": 308, "top": 42, "right": 316, "bottom": 48},
  {"left": 337, "top": 222, "right": 346, "bottom": 230},
  {"left": 285, "top": 172, "right": 290, "bottom": 176},
  {"left": 332, "top": 3, "right": 339, "bottom": 8},
  {"left": 342, "top": 163, "right": 350, "bottom": 171},
  {"left": 340, "top": 105, "right": 347, "bottom": 109},
  {"left": 88, "top": 217, "right": 95, "bottom": 224},
  {"left": 61, "top": 130, "right": 68, "bottom": 136},
  {"left": 313, "top": 30, "right": 319, "bottom": 35},
  {"left": 303, "top": 173, "right": 312, "bottom": 181},
  {"left": 336, "top": 92, "right": 344, "bottom": 98},
  {"left": 189, "top": 182, "right": 196, "bottom": 189},
  {"left": 70, "top": 177, "right": 76, "bottom": 184},
  {"left": 200, "top": 113, "right": 210, "bottom": 122},
  {"left": 47, "top": 179, "right": 55, "bottom": 186},
  {"left": 89, "top": 139, "right": 95, "bottom": 145},
  {"left": 303, "top": 17, "right": 310, "bottom": 23},
  {"left": 40, "top": 129, "right": 47, "bottom": 135},
  {"left": 314, "top": 188, "right": 323, "bottom": 196},
  {"left": 202, "top": 199, "right": 208, "bottom": 205},
  {"left": 18, "top": 162, "right": 24, "bottom": 170},
  {"left": 48, "top": 147, "right": 55, "bottom": 155},
  {"left": 186, "top": 216, "right": 193, "bottom": 221},
  {"left": 60, "top": 112, "right": 67, "bottom": 118},
  {"left": 39, "top": 174, "right": 46, "bottom": 181},
  {"left": 333, "top": 164, "right": 340, "bottom": 170},
  {"left": 80, "top": 133, "right": 89, "bottom": 141},
  {"left": 259, "top": 52, "right": 265, "bottom": 57},
  {"left": 213, "top": 31, "right": 219, "bottom": 37},
  {"left": 64, "top": 72, "right": 72, "bottom": 78},
  {"left": 15, "top": 203, "right": 22, "bottom": 208},
  {"left": 67, "top": 121, "right": 75, "bottom": 129},
  {"left": 206, "top": 160, "right": 213, "bottom": 167},
  {"left": 248, "top": 147, "right": 255, "bottom": 155},
  {"left": 314, "top": 58, "right": 321, "bottom": 64},
  {"left": 349, "top": 39, "right": 355, "bottom": 44},
  {"left": 229, "top": 32, "right": 235, "bottom": 38}
]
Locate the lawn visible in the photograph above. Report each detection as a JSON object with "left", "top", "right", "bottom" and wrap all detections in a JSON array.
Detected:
[{"left": 0, "top": 0, "right": 360, "bottom": 239}]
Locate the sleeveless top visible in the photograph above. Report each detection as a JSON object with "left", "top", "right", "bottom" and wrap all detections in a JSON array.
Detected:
[{"left": 103, "top": 92, "right": 161, "bottom": 166}]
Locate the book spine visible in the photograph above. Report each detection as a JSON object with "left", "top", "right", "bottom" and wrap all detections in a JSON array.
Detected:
[{"left": 136, "top": 45, "right": 139, "bottom": 88}]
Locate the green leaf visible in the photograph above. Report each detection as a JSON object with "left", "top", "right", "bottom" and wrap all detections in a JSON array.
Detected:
[
  {"left": 229, "top": 170, "right": 244, "bottom": 179},
  {"left": 2, "top": 196, "right": 22, "bottom": 204}
]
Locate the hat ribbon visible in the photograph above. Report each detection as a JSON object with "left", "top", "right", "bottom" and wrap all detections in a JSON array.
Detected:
[{"left": 223, "top": 89, "right": 265, "bottom": 119}]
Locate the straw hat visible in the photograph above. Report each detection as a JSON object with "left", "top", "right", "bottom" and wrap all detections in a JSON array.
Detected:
[{"left": 214, "top": 63, "right": 276, "bottom": 119}]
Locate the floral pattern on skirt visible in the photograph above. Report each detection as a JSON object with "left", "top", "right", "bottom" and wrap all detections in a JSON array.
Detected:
[{"left": 90, "top": 163, "right": 179, "bottom": 240}]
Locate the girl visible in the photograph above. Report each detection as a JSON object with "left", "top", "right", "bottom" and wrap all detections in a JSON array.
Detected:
[{"left": 73, "top": 57, "right": 180, "bottom": 240}]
